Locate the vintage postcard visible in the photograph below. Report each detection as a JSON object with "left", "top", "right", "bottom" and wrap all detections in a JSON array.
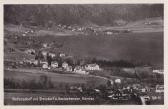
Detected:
[{"left": 0, "top": 0, "right": 167, "bottom": 109}]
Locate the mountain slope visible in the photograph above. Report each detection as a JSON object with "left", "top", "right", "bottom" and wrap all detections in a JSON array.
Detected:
[{"left": 4, "top": 4, "right": 163, "bottom": 26}]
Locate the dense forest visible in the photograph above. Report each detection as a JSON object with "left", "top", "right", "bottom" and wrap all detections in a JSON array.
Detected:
[{"left": 4, "top": 4, "right": 163, "bottom": 26}]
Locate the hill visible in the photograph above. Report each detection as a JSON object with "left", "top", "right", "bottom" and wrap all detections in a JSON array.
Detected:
[{"left": 4, "top": 4, "right": 163, "bottom": 26}]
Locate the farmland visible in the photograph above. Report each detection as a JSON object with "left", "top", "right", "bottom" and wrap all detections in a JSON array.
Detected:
[
  {"left": 38, "top": 32, "right": 163, "bottom": 68},
  {"left": 4, "top": 69, "right": 108, "bottom": 86}
]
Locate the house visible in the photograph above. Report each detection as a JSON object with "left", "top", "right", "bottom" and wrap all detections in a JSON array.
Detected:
[
  {"left": 41, "top": 51, "right": 48, "bottom": 57},
  {"left": 115, "top": 79, "right": 121, "bottom": 84},
  {"left": 152, "top": 69, "right": 164, "bottom": 74},
  {"left": 30, "top": 30, "right": 34, "bottom": 33},
  {"left": 42, "top": 63, "right": 48, "bottom": 69},
  {"left": 25, "top": 59, "right": 35, "bottom": 64},
  {"left": 74, "top": 66, "right": 89, "bottom": 75},
  {"left": 22, "top": 33, "right": 26, "bottom": 37},
  {"left": 106, "top": 31, "right": 113, "bottom": 35},
  {"left": 51, "top": 61, "right": 58, "bottom": 68},
  {"left": 65, "top": 66, "right": 73, "bottom": 72},
  {"left": 67, "top": 26, "right": 72, "bottom": 29},
  {"left": 62, "top": 62, "right": 69, "bottom": 69},
  {"left": 155, "top": 85, "right": 164, "bottom": 93},
  {"left": 140, "top": 88, "right": 146, "bottom": 93},
  {"left": 122, "top": 68, "right": 135, "bottom": 74},
  {"left": 43, "top": 43, "right": 48, "bottom": 48},
  {"left": 41, "top": 61, "right": 48, "bottom": 65},
  {"left": 49, "top": 53, "right": 56, "bottom": 58},
  {"left": 85, "top": 64, "right": 101, "bottom": 71},
  {"left": 110, "top": 80, "right": 114, "bottom": 85},
  {"left": 59, "top": 53, "right": 65, "bottom": 57},
  {"left": 33, "top": 60, "right": 38, "bottom": 66},
  {"left": 19, "top": 61, "right": 24, "bottom": 65},
  {"left": 24, "top": 49, "right": 35, "bottom": 55}
]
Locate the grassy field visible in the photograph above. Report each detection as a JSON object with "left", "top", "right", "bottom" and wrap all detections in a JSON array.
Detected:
[
  {"left": 39, "top": 32, "right": 163, "bottom": 67},
  {"left": 4, "top": 69, "right": 108, "bottom": 86}
]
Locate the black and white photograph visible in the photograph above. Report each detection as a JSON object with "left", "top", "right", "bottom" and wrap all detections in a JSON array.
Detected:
[{"left": 3, "top": 4, "right": 164, "bottom": 105}]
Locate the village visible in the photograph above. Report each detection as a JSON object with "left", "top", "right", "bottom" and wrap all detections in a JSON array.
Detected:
[
  {"left": 4, "top": 4, "right": 164, "bottom": 105},
  {"left": 4, "top": 37, "right": 164, "bottom": 105}
]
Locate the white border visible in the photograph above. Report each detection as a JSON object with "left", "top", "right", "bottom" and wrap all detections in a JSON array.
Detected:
[{"left": 0, "top": 0, "right": 167, "bottom": 109}]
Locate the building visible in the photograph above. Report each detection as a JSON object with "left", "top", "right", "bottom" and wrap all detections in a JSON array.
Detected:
[
  {"left": 42, "top": 63, "right": 48, "bottom": 69},
  {"left": 24, "top": 49, "right": 35, "bottom": 55},
  {"left": 51, "top": 61, "right": 58, "bottom": 68},
  {"left": 25, "top": 59, "right": 37, "bottom": 65},
  {"left": 74, "top": 66, "right": 89, "bottom": 75},
  {"left": 122, "top": 68, "right": 135, "bottom": 74},
  {"left": 85, "top": 64, "right": 101, "bottom": 71},
  {"left": 153, "top": 69, "right": 164, "bottom": 74},
  {"left": 59, "top": 53, "right": 65, "bottom": 57},
  {"left": 41, "top": 61, "right": 48, "bottom": 65},
  {"left": 43, "top": 43, "right": 48, "bottom": 48},
  {"left": 140, "top": 88, "right": 147, "bottom": 93},
  {"left": 41, "top": 51, "right": 48, "bottom": 57},
  {"left": 115, "top": 79, "right": 121, "bottom": 84},
  {"left": 62, "top": 62, "right": 69, "bottom": 69},
  {"left": 155, "top": 85, "right": 164, "bottom": 93},
  {"left": 22, "top": 33, "right": 26, "bottom": 37},
  {"left": 33, "top": 60, "right": 38, "bottom": 66},
  {"left": 106, "top": 31, "right": 113, "bottom": 35},
  {"left": 65, "top": 66, "right": 73, "bottom": 72},
  {"left": 49, "top": 53, "right": 56, "bottom": 58}
]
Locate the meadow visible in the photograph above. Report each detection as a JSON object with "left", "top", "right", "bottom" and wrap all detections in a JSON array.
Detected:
[{"left": 39, "top": 32, "right": 163, "bottom": 68}]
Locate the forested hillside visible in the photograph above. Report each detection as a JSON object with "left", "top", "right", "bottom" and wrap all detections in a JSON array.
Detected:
[{"left": 4, "top": 4, "right": 163, "bottom": 26}]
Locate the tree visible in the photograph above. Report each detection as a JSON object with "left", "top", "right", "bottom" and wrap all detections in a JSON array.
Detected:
[{"left": 47, "top": 53, "right": 52, "bottom": 66}]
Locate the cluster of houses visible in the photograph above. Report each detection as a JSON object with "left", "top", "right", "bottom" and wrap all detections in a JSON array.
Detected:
[
  {"left": 19, "top": 23, "right": 132, "bottom": 38},
  {"left": 55, "top": 24, "right": 85, "bottom": 33},
  {"left": 23, "top": 49, "right": 102, "bottom": 75},
  {"left": 22, "top": 29, "right": 35, "bottom": 37},
  {"left": 56, "top": 24, "right": 101, "bottom": 35},
  {"left": 23, "top": 59, "right": 101, "bottom": 75},
  {"left": 43, "top": 61, "right": 101, "bottom": 75}
]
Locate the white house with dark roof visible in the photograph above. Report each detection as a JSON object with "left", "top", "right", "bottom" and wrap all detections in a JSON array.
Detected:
[
  {"left": 74, "top": 66, "right": 89, "bottom": 75},
  {"left": 85, "top": 64, "right": 101, "bottom": 71},
  {"left": 49, "top": 53, "right": 56, "bottom": 58},
  {"left": 51, "top": 61, "right": 58, "bottom": 68},
  {"left": 62, "top": 62, "right": 69, "bottom": 69},
  {"left": 42, "top": 63, "right": 48, "bottom": 69}
]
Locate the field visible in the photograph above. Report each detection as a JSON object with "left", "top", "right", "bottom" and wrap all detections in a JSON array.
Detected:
[
  {"left": 38, "top": 32, "right": 163, "bottom": 67},
  {"left": 4, "top": 69, "right": 108, "bottom": 86}
]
